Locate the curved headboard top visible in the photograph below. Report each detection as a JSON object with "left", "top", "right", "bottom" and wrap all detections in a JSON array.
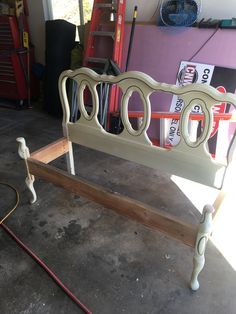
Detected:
[{"left": 59, "top": 67, "right": 236, "bottom": 189}]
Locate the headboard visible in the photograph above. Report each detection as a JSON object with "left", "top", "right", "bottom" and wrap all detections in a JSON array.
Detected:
[{"left": 59, "top": 67, "right": 236, "bottom": 189}]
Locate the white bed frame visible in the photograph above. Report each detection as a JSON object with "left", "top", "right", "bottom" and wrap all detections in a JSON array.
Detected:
[{"left": 17, "top": 68, "right": 236, "bottom": 291}]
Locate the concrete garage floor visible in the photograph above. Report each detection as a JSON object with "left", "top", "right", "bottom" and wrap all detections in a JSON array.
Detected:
[{"left": 0, "top": 106, "right": 236, "bottom": 314}]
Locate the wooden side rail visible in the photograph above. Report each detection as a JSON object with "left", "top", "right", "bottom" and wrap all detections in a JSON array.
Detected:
[
  {"left": 27, "top": 158, "right": 197, "bottom": 248},
  {"left": 31, "top": 137, "right": 69, "bottom": 164}
]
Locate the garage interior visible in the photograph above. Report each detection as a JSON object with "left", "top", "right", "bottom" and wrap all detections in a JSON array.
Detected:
[{"left": 1, "top": 1, "right": 236, "bottom": 314}]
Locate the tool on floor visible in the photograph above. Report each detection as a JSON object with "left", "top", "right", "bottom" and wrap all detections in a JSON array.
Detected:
[
  {"left": 83, "top": 0, "right": 126, "bottom": 128},
  {"left": 125, "top": 5, "right": 138, "bottom": 71},
  {"left": 0, "top": 182, "right": 92, "bottom": 314}
]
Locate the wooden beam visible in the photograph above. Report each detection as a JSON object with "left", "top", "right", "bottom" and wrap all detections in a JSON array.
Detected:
[
  {"left": 31, "top": 138, "right": 69, "bottom": 164},
  {"left": 28, "top": 158, "right": 197, "bottom": 247}
]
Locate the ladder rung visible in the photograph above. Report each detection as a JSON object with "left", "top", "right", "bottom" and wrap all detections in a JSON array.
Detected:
[
  {"left": 96, "top": 3, "right": 113, "bottom": 8},
  {"left": 1, "top": 68, "right": 14, "bottom": 73},
  {"left": 91, "top": 31, "right": 114, "bottom": 38},
  {"left": 0, "top": 65, "right": 13, "bottom": 69},
  {"left": 87, "top": 57, "right": 107, "bottom": 64},
  {"left": 0, "top": 79, "right": 15, "bottom": 84}
]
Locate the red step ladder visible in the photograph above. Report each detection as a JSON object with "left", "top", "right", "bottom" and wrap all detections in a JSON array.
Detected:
[
  {"left": 0, "top": 0, "right": 38, "bottom": 107},
  {"left": 83, "top": 0, "right": 126, "bottom": 125}
]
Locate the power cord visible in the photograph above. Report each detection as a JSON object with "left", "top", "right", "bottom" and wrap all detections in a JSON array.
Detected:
[
  {"left": 149, "top": 0, "right": 161, "bottom": 22},
  {"left": 188, "top": 26, "right": 219, "bottom": 62},
  {"left": 0, "top": 182, "right": 19, "bottom": 225}
]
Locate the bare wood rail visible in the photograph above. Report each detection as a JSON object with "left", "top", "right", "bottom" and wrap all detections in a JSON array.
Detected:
[{"left": 27, "top": 158, "right": 197, "bottom": 247}]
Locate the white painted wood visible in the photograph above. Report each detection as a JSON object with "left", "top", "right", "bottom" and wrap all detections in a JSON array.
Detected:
[
  {"left": 159, "top": 118, "right": 167, "bottom": 147},
  {"left": 66, "top": 141, "right": 75, "bottom": 175},
  {"left": 213, "top": 131, "right": 236, "bottom": 218},
  {"left": 190, "top": 204, "right": 214, "bottom": 291},
  {"left": 25, "top": 176, "right": 37, "bottom": 204},
  {"left": 16, "top": 137, "right": 37, "bottom": 204},
  {"left": 59, "top": 67, "right": 236, "bottom": 189},
  {"left": 215, "top": 120, "right": 230, "bottom": 162}
]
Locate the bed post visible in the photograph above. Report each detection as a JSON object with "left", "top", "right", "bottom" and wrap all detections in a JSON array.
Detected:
[
  {"left": 65, "top": 142, "right": 75, "bottom": 175},
  {"left": 190, "top": 204, "right": 214, "bottom": 290},
  {"left": 16, "top": 137, "right": 37, "bottom": 204}
]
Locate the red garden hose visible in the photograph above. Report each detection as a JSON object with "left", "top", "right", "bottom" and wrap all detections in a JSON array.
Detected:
[{"left": 0, "top": 182, "right": 92, "bottom": 314}]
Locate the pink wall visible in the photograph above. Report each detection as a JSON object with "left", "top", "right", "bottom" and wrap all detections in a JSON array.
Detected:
[
  {"left": 121, "top": 25, "right": 236, "bottom": 138},
  {"left": 122, "top": 25, "right": 236, "bottom": 85}
]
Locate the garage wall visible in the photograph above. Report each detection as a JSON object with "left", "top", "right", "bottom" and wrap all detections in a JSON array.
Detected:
[
  {"left": 28, "top": 0, "right": 236, "bottom": 64},
  {"left": 125, "top": 0, "right": 159, "bottom": 22},
  {"left": 198, "top": 0, "right": 236, "bottom": 19},
  {"left": 125, "top": 0, "right": 236, "bottom": 22},
  {"left": 121, "top": 25, "right": 236, "bottom": 139},
  {"left": 27, "top": 0, "right": 45, "bottom": 64}
]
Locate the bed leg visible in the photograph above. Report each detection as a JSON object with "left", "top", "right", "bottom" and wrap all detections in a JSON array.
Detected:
[
  {"left": 66, "top": 142, "right": 75, "bottom": 175},
  {"left": 190, "top": 204, "right": 214, "bottom": 291},
  {"left": 16, "top": 137, "right": 37, "bottom": 204}
]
